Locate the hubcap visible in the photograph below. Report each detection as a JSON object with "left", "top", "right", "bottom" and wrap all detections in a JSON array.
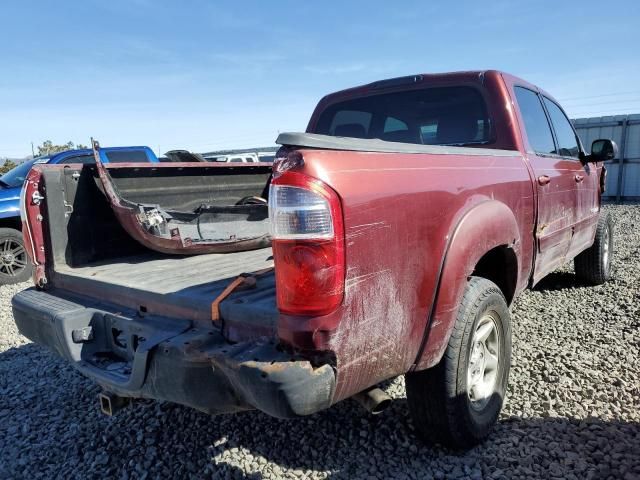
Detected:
[
  {"left": 603, "top": 225, "right": 610, "bottom": 271},
  {"left": 0, "top": 239, "right": 27, "bottom": 277},
  {"left": 467, "top": 312, "right": 500, "bottom": 410}
]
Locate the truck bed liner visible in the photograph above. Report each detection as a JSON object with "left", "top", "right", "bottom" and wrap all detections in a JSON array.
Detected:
[
  {"left": 56, "top": 248, "right": 273, "bottom": 293},
  {"left": 53, "top": 247, "right": 277, "bottom": 335}
]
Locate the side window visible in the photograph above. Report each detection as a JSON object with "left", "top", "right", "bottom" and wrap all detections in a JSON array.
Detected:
[
  {"left": 383, "top": 116, "right": 408, "bottom": 133},
  {"left": 329, "top": 110, "right": 372, "bottom": 138},
  {"left": 420, "top": 121, "right": 438, "bottom": 143},
  {"left": 514, "top": 87, "right": 556, "bottom": 155},
  {"left": 543, "top": 97, "right": 580, "bottom": 158},
  {"left": 59, "top": 154, "right": 94, "bottom": 164}
]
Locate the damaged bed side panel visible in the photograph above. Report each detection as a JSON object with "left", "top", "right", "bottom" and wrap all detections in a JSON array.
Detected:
[{"left": 92, "top": 141, "right": 272, "bottom": 255}]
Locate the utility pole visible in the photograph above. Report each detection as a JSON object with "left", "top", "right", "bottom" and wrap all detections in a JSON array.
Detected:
[{"left": 31, "top": 142, "right": 35, "bottom": 158}]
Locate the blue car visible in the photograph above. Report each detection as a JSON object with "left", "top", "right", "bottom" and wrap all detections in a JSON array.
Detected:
[{"left": 0, "top": 146, "right": 158, "bottom": 284}]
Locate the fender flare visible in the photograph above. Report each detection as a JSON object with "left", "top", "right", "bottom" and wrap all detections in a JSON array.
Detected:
[{"left": 412, "top": 200, "right": 521, "bottom": 370}]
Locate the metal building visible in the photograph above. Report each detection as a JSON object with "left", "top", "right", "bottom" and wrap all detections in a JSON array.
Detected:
[{"left": 573, "top": 114, "right": 640, "bottom": 202}]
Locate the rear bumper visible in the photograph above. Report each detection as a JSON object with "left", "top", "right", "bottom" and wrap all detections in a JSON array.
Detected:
[{"left": 12, "top": 288, "right": 335, "bottom": 418}]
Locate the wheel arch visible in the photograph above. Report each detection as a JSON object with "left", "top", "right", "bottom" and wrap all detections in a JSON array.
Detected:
[
  {"left": 0, "top": 215, "right": 22, "bottom": 232},
  {"left": 413, "top": 200, "right": 521, "bottom": 371}
]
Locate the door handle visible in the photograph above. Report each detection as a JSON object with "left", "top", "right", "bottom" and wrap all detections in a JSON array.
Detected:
[
  {"left": 575, "top": 174, "right": 584, "bottom": 183},
  {"left": 537, "top": 175, "right": 551, "bottom": 186}
]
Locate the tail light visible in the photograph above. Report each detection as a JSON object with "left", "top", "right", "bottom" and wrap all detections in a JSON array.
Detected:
[{"left": 269, "top": 170, "right": 345, "bottom": 316}]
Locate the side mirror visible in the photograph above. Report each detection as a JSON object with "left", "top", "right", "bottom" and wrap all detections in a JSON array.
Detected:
[{"left": 590, "top": 139, "right": 618, "bottom": 162}]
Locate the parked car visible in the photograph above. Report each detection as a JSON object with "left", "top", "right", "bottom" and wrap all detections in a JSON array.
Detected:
[
  {"left": 13, "top": 71, "right": 615, "bottom": 448},
  {"left": 0, "top": 146, "right": 158, "bottom": 284},
  {"left": 205, "top": 152, "right": 276, "bottom": 163},
  {"left": 216, "top": 153, "right": 260, "bottom": 163},
  {"left": 257, "top": 151, "right": 276, "bottom": 162}
]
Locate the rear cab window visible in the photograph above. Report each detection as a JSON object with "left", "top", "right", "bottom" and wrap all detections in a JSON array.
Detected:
[
  {"left": 60, "top": 154, "right": 94, "bottom": 164},
  {"left": 313, "top": 86, "right": 492, "bottom": 147},
  {"left": 104, "top": 150, "right": 149, "bottom": 163}
]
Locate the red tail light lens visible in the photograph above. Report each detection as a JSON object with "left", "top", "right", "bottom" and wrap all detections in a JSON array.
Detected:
[{"left": 269, "top": 171, "right": 344, "bottom": 316}]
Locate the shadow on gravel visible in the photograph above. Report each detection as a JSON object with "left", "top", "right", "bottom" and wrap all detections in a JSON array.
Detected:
[
  {"left": 533, "top": 271, "right": 589, "bottom": 292},
  {"left": 199, "top": 398, "right": 639, "bottom": 479},
  {"left": 1, "top": 344, "right": 639, "bottom": 479}
]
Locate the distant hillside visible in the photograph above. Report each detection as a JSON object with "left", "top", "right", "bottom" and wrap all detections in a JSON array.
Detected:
[{"left": 0, "top": 157, "right": 30, "bottom": 166}]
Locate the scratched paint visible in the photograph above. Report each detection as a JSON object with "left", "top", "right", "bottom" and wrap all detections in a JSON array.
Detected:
[{"left": 276, "top": 71, "right": 603, "bottom": 403}]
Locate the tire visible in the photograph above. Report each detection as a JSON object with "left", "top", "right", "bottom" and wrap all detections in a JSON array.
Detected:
[
  {"left": 574, "top": 213, "right": 613, "bottom": 285},
  {"left": 0, "top": 228, "right": 32, "bottom": 285},
  {"left": 406, "top": 276, "right": 511, "bottom": 449}
]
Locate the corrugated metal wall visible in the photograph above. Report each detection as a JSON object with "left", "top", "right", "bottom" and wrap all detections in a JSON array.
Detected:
[{"left": 573, "top": 114, "right": 640, "bottom": 202}]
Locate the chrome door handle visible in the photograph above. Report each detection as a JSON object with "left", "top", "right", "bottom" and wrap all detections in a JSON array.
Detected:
[
  {"left": 575, "top": 174, "right": 584, "bottom": 183},
  {"left": 538, "top": 175, "right": 551, "bottom": 186}
]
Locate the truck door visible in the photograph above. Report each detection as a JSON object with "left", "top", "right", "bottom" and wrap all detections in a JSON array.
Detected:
[
  {"left": 541, "top": 96, "right": 600, "bottom": 258},
  {"left": 513, "top": 86, "right": 582, "bottom": 283}
]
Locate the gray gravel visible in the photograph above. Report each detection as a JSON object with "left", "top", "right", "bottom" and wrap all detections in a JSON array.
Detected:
[{"left": 1, "top": 205, "right": 639, "bottom": 480}]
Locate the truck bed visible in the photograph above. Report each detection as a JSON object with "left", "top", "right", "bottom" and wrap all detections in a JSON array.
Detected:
[
  {"left": 32, "top": 163, "right": 277, "bottom": 340},
  {"left": 52, "top": 247, "right": 277, "bottom": 340},
  {"left": 56, "top": 248, "right": 273, "bottom": 295}
]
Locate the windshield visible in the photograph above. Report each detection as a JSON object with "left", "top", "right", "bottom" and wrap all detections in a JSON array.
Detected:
[
  {"left": 0, "top": 158, "right": 45, "bottom": 188},
  {"left": 313, "top": 86, "right": 492, "bottom": 147}
]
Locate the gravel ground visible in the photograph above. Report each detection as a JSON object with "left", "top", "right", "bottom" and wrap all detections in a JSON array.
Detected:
[{"left": 1, "top": 205, "right": 638, "bottom": 480}]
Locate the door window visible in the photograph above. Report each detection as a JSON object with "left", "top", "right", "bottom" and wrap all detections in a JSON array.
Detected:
[
  {"left": 514, "top": 87, "right": 556, "bottom": 155},
  {"left": 543, "top": 97, "right": 580, "bottom": 158}
]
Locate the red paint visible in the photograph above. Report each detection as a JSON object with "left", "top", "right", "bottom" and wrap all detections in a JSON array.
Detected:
[
  {"left": 21, "top": 168, "right": 47, "bottom": 287},
  {"left": 279, "top": 70, "right": 602, "bottom": 401}
]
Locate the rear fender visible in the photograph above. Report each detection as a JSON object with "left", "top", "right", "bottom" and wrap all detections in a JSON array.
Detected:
[{"left": 413, "top": 200, "right": 520, "bottom": 370}]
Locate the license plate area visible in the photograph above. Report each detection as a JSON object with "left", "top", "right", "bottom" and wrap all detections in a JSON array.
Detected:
[{"left": 56, "top": 308, "right": 191, "bottom": 389}]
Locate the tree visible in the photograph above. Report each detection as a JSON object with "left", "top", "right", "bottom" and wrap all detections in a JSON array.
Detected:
[
  {"left": 0, "top": 159, "right": 17, "bottom": 175},
  {"left": 35, "top": 140, "right": 89, "bottom": 156}
]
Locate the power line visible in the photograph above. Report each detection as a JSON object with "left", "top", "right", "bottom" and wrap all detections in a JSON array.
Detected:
[
  {"left": 570, "top": 107, "right": 640, "bottom": 118},
  {"left": 563, "top": 97, "right": 640, "bottom": 108},
  {"left": 558, "top": 90, "right": 640, "bottom": 102},
  {"left": 570, "top": 105, "right": 640, "bottom": 113}
]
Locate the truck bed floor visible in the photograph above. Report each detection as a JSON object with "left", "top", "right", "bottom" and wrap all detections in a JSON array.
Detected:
[
  {"left": 57, "top": 248, "right": 273, "bottom": 293},
  {"left": 53, "top": 247, "right": 276, "bottom": 328}
]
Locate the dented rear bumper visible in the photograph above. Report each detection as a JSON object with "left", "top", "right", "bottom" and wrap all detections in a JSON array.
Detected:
[{"left": 11, "top": 288, "right": 335, "bottom": 418}]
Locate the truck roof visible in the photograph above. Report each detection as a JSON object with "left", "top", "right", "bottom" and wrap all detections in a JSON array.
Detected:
[{"left": 314, "top": 69, "right": 557, "bottom": 109}]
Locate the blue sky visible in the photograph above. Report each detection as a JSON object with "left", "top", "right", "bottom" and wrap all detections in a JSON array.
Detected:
[{"left": 1, "top": 0, "right": 639, "bottom": 158}]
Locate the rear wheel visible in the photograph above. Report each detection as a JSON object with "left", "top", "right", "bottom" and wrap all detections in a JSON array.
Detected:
[
  {"left": 574, "top": 213, "right": 613, "bottom": 285},
  {"left": 0, "top": 228, "right": 32, "bottom": 284},
  {"left": 406, "top": 277, "right": 511, "bottom": 449}
]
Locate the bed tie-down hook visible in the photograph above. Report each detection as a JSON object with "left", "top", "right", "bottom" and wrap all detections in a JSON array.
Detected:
[{"left": 210, "top": 267, "right": 274, "bottom": 325}]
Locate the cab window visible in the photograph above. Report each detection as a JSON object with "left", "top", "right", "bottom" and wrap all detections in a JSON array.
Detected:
[
  {"left": 543, "top": 97, "right": 580, "bottom": 158},
  {"left": 59, "top": 154, "right": 94, "bottom": 164},
  {"left": 105, "top": 150, "right": 149, "bottom": 163},
  {"left": 514, "top": 87, "right": 556, "bottom": 155},
  {"left": 328, "top": 110, "right": 372, "bottom": 137},
  {"left": 315, "top": 86, "right": 492, "bottom": 146}
]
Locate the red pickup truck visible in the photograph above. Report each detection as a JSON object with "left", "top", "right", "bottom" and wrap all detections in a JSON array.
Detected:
[{"left": 13, "top": 70, "right": 616, "bottom": 448}]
